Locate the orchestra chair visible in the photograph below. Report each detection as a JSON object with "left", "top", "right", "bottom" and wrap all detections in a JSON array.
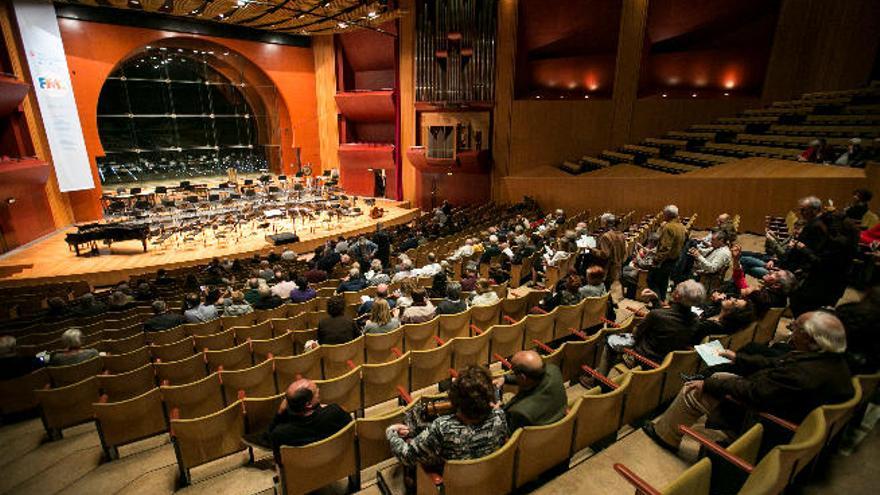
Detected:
[
  {"left": 538, "top": 339, "right": 565, "bottom": 372},
  {"left": 515, "top": 398, "right": 582, "bottom": 488},
  {"left": 251, "top": 332, "right": 296, "bottom": 362},
  {"left": 291, "top": 329, "right": 319, "bottom": 354},
  {"left": 365, "top": 327, "right": 405, "bottom": 363},
  {"left": 205, "top": 342, "right": 254, "bottom": 372},
  {"left": 219, "top": 359, "right": 277, "bottom": 404},
  {"left": 523, "top": 311, "right": 556, "bottom": 351},
  {"left": 93, "top": 388, "right": 168, "bottom": 460},
  {"left": 489, "top": 318, "right": 526, "bottom": 361},
  {"left": 34, "top": 376, "right": 100, "bottom": 440},
  {"left": 658, "top": 350, "right": 700, "bottom": 404},
  {"left": 97, "top": 363, "right": 157, "bottom": 402},
  {"left": 357, "top": 406, "right": 407, "bottom": 470},
  {"left": 560, "top": 332, "right": 603, "bottom": 383},
  {"left": 314, "top": 366, "right": 362, "bottom": 415},
  {"left": 100, "top": 332, "right": 147, "bottom": 355},
  {"left": 753, "top": 307, "right": 785, "bottom": 345},
  {"left": 500, "top": 295, "right": 531, "bottom": 323},
  {"left": 470, "top": 301, "right": 502, "bottom": 334},
  {"left": 242, "top": 392, "right": 284, "bottom": 436},
  {"left": 416, "top": 429, "right": 522, "bottom": 495},
  {"left": 438, "top": 310, "right": 472, "bottom": 341},
  {"left": 170, "top": 401, "right": 250, "bottom": 486},
  {"left": 278, "top": 422, "right": 359, "bottom": 495},
  {"left": 553, "top": 300, "right": 586, "bottom": 340},
  {"left": 409, "top": 339, "right": 454, "bottom": 392},
  {"left": 619, "top": 354, "right": 671, "bottom": 427},
  {"left": 150, "top": 337, "right": 196, "bottom": 363},
  {"left": 402, "top": 318, "right": 440, "bottom": 351},
  {"left": 254, "top": 304, "right": 288, "bottom": 323},
  {"left": 581, "top": 294, "right": 611, "bottom": 331},
  {"left": 730, "top": 322, "right": 759, "bottom": 351},
  {"left": 452, "top": 327, "right": 493, "bottom": 370},
  {"left": 160, "top": 372, "right": 225, "bottom": 420},
  {"left": 47, "top": 356, "right": 104, "bottom": 387},
  {"left": 491, "top": 282, "right": 509, "bottom": 301},
  {"left": 573, "top": 374, "right": 632, "bottom": 453},
  {"left": 362, "top": 352, "right": 411, "bottom": 409},
  {"left": 271, "top": 314, "right": 308, "bottom": 334},
  {"left": 0, "top": 368, "right": 50, "bottom": 416},
  {"left": 193, "top": 328, "right": 236, "bottom": 351},
  {"left": 321, "top": 336, "right": 365, "bottom": 379},
  {"left": 233, "top": 321, "right": 273, "bottom": 344},
  {"left": 154, "top": 353, "right": 209, "bottom": 385},
  {"left": 102, "top": 346, "right": 151, "bottom": 374},
  {"left": 221, "top": 313, "right": 258, "bottom": 330},
  {"left": 274, "top": 348, "right": 324, "bottom": 387},
  {"left": 146, "top": 325, "right": 188, "bottom": 346}
]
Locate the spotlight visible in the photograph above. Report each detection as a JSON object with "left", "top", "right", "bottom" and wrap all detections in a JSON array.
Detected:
[
  {"left": 661, "top": 94, "right": 667, "bottom": 98},
  {"left": 691, "top": 93, "right": 697, "bottom": 98}
]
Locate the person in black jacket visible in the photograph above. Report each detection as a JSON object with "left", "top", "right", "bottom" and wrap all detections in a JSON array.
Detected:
[
  {"left": 835, "top": 286, "right": 880, "bottom": 374},
  {"left": 644, "top": 311, "right": 854, "bottom": 452},
  {"left": 317, "top": 295, "right": 359, "bottom": 345},
  {"left": 372, "top": 223, "right": 392, "bottom": 267},
  {"left": 435, "top": 282, "right": 468, "bottom": 315},
  {"left": 143, "top": 300, "right": 187, "bottom": 332},
  {"left": 243, "top": 378, "right": 352, "bottom": 459}
]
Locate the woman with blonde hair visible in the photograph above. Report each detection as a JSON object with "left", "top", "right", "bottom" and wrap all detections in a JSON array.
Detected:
[
  {"left": 395, "top": 277, "right": 420, "bottom": 309},
  {"left": 364, "top": 299, "right": 400, "bottom": 334},
  {"left": 223, "top": 290, "right": 254, "bottom": 316}
]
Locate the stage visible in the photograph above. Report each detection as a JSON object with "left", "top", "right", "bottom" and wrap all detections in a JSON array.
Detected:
[{"left": 0, "top": 198, "right": 419, "bottom": 288}]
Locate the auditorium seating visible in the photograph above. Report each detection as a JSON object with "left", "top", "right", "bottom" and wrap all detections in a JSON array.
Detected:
[{"left": 560, "top": 82, "right": 880, "bottom": 175}]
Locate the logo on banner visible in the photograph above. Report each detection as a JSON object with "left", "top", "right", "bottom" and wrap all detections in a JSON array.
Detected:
[{"left": 37, "top": 74, "right": 66, "bottom": 96}]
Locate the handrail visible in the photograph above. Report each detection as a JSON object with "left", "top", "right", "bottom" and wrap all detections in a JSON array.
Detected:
[
  {"left": 432, "top": 335, "right": 446, "bottom": 346},
  {"left": 502, "top": 315, "right": 518, "bottom": 324},
  {"left": 600, "top": 317, "right": 620, "bottom": 328},
  {"left": 622, "top": 348, "right": 660, "bottom": 369},
  {"left": 570, "top": 328, "right": 589, "bottom": 340},
  {"left": 679, "top": 425, "right": 754, "bottom": 473},
  {"left": 531, "top": 339, "right": 555, "bottom": 354},
  {"left": 580, "top": 364, "right": 618, "bottom": 390},
  {"left": 612, "top": 463, "right": 662, "bottom": 495},
  {"left": 531, "top": 306, "right": 548, "bottom": 315},
  {"left": 469, "top": 324, "right": 483, "bottom": 335},
  {"left": 390, "top": 347, "right": 404, "bottom": 358},
  {"left": 493, "top": 353, "right": 513, "bottom": 369},
  {"left": 396, "top": 385, "right": 413, "bottom": 405},
  {"left": 758, "top": 411, "right": 799, "bottom": 432}
]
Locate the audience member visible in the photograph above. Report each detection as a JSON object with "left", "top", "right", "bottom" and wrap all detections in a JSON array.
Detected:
[
  {"left": 71, "top": 293, "right": 106, "bottom": 318},
  {"left": 50, "top": 329, "right": 100, "bottom": 366},
  {"left": 835, "top": 138, "right": 865, "bottom": 167},
  {"left": 843, "top": 188, "right": 872, "bottom": 221},
  {"left": 470, "top": 279, "right": 500, "bottom": 307},
  {"left": 798, "top": 138, "right": 831, "bottom": 163},
  {"left": 372, "top": 223, "right": 393, "bottom": 267},
  {"left": 498, "top": 350, "right": 566, "bottom": 430},
  {"left": 223, "top": 291, "right": 254, "bottom": 317},
  {"left": 271, "top": 272, "right": 297, "bottom": 299},
  {"left": 648, "top": 205, "right": 687, "bottom": 300},
  {"left": 183, "top": 292, "right": 219, "bottom": 323},
  {"left": 436, "top": 282, "right": 468, "bottom": 315},
  {"left": 460, "top": 266, "right": 478, "bottom": 292},
  {"left": 578, "top": 266, "right": 608, "bottom": 298},
  {"left": 244, "top": 278, "right": 262, "bottom": 306},
  {"left": 337, "top": 268, "right": 368, "bottom": 293},
  {"left": 363, "top": 299, "right": 401, "bottom": 334},
  {"left": 253, "top": 286, "right": 284, "bottom": 310},
  {"left": 0, "top": 336, "right": 44, "bottom": 380},
  {"left": 386, "top": 365, "right": 508, "bottom": 467},
  {"left": 289, "top": 278, "right": 317, "bottom": 303},
  {"left": 44, "top": 297, "right": 70, "bottom": 321},
  {"left": 695, "top": 297, "right": 756, "bottom": 341},
  {"left": 303, "top": 262, "right": 328, "bottom": 284},
  {"left": 593, "top": 213, "right": 628, "bottom": 287},
  {"left": 143, "top": 300, "right": 187, "bottom": 332},
  {"left": 399, "top": 287, "right": 436, "bottom": 324},
  {"left": 317, "top": 295, "right": 359, "bottom": 344},
  {"left": 644, "top": 311, "right": 853, "bottom": 451},
  {"left": 154, "top": 268, "right": 176, "bottom": 286},
  {"left": 835, "top": 286, "right": 880, "bottom": 374},
  {"left": 358, "top": 283, "right": 396, "bottom": 315}
]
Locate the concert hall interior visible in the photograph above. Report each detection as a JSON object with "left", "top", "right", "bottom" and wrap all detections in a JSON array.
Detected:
[{"left": 1, "top": 1, "right": 880, "bottom": 494}]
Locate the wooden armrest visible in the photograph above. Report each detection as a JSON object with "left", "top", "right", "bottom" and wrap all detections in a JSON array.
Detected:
[
  {"left": 758, "top": 411, "right": 798, "bottom": 432},
  {"left": 267, "top": 352, "right": 275, "bottom": 360},
  {"left": 622, "top": 348, "right": 660, "bottom": 369},
  {"left": 600, "top": 317, "right": 621, "bottom": 328},
  {"left": 346, "top": 359, "right": 356, "bottom": 370},
  {"left": 432, "top": 335, "right": 446, "bottom": 346},
  {"left": 531, "top": 306, "right": 548, "bottom": 314},
  {"left": 580, "top": 365, "right": 618, "bottom": 390},
  {"left": 502, "top": 315, "right": 518, "bottom": 324},
  {"left": 571, "top": 329, "right": 589, "bottom": 340},
  {"left": 679, "top": 425, "right": 754, "bottom": 473},
  {"left": 493, "top": 353, "right": 513, "bottom": 369},
  {"left": 391, "top": 347, "right": 404, "bottom": 358},
  {"left": 396, "top": 385, "right": 413, "bottom": 405},
  {"left": 613, "top": 463, "right": 662, "bottom": 495},
  {"left": 98, "top": 394, "right": 109, "bottom": 404},
  {"left": 469, "top": 324, "right": 483, "bottom": 335},
  {"left": 532, "top": 339, "right": 555, "bottom": 354}
]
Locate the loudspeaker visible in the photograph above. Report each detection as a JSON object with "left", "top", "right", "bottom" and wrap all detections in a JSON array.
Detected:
[{"left": 267, "top": 232, "right": 300, "bottom": 246}]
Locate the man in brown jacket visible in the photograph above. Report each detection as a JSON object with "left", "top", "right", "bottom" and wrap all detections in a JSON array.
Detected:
[
  {"left": 648, "top": 205, "right": 687, "bottom": 300},
  {"left": 594, "top": 213, "right": 628, "bottom": 288},
  {"left": 643, "top": 311, "right": 853, "bottom": 451}
]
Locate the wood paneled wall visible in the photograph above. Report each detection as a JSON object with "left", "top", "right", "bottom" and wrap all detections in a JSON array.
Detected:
[
  {"left": 312, "top": 35, "right": 340, "bottom": 173},
  {"left": 492, "top": 0, "right": 518, "bottom": 197},
  {"left": 629, "top": 96, "right": 762, "bottom": 143},
  {"left": 608, "top": 0, "right": 649, "bottom": 148},
  {"left": 762, "top": 0, "right": 880, "bottom": 102}
]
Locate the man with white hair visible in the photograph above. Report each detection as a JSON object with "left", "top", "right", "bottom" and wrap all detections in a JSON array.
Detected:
[
  {"left": 647, "top": 204, "right": 687, "bottom": 300},
  {"left": 835, "top": 137, "right": 865, "bottom": 167},
  {"left": 448, "top": 238, "right": 475, "bottom": 261},
  {"left": 392, "top": 260, "right": 415, "bottom": 283},
  {"left": 336, "top": 267, "right": 367, "bottom": 293},
  {"left": 366, "top": 259, "right": 391, "bottom": 286},
  {"left": 644, "top": 311, "right": 854, "bottom": 452},
  {"left": 480, "top": 234, "right": 502, "bottom": 263},
  {"left": 785, "top": 196, "right": 837, "bottom": 316},
  {"left": 50, "top": 329, "right": 100, "bottom": 366}
]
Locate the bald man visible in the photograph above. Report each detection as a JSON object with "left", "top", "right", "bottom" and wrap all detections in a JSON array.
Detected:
[
  {"left": 500, "top": 350, "right": 567, "bottom": 431},
  {"left": 244, "top": 378, "right": 352, "bottom": 457}
]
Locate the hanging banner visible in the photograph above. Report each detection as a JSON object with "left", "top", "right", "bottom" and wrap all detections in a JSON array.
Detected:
[{"left": 13, "top": 0, "right": 94, "bottom": 192}]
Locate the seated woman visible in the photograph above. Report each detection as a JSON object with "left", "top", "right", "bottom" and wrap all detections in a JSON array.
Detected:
[
  {"left": 470, "top": 279, "right": 500, "bottom": 307},
  {"left": 578, "top": 265, "right": 608, "bottom": 298},
  {"left": 50, "top": 329, "right": 100, "bottom": 366},
  {"left": 385, "top": 365, "right": 509, "bottom": 468},
  {"left": 399, "top": 287, "right": 436, "bottom": 324},
  {"left": 223, "top": 290, "right": 254, "bottom": 317},
  {"left": 695, "top": 297, "right": 756, "bottom": 342},
  {"left": 364, "top": 299, "right": 401, "bottom": 334},
  {"left": 289, "top": 277, "right": 317, "bottom": 303},
  {"left": 395, "top": 277, "right": 420, "bottom": 310}
]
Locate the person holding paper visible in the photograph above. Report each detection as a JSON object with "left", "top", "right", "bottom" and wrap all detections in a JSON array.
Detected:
[{"left": 643, "top": 311, "right": 853, "bottom": 453}]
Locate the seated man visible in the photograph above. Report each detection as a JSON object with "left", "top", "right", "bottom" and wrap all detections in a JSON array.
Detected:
[
  {"left": 143, "top": 300, "right": 187, "bottom": 332},
  {"left": 337, "top": 268, "right": 368, "bottom": 293},
  {"left": 499, "top": 350, "right": 566, "bottom": 430},
  {"left": 357, "top": 283, "right": 396, "bottom": 315},
  {"left": 50, "top": 329, "right": 100, "bottom": 366},
  {"left": 183, "top": 292, "right": 219, "bottom": 323},
  {"left": 644, "top": 311, "right": 854, "bottom": 452},
  {"left": 0, "top": 336, "right": 44, "bottom": 380},
  {"left": 244, "top": 378, "right": 352, "bottom": 459},
  {"left": 386, "top": 365, "right": 509, "bottom": 467},
  {"left": 435, "top": 282, "right": 468, "bottom": 315},
  {"left": 593, "top": 280, "right": 705, "bottom": 380}
]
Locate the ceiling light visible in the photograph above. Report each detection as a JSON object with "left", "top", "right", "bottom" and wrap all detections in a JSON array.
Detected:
[
  {"left": 535, "top": 95, "right": 542, "bottom": 99},
  {"left": 691, "top": 93, "right": 697, "bottom": 98},
  {"left": 661, "top": 93, "right": 667, "bottom": 98},
  {"left": 723, "top": 92, "right": 730, "bottom": 96},
  {"left": 584, "top": 95, "right": 589, "bottom": 99}
]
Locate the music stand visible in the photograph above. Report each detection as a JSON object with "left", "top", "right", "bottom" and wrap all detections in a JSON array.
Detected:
[{"left": 208, "top": 193, "right": 221, "bottom": 202}]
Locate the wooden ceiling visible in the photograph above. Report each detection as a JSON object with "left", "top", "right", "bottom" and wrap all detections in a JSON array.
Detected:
[{"left": 55, "top": 0, "right": 400, "bottom": 35}]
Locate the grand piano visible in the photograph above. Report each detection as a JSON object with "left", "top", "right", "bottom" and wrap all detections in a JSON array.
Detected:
[{"left": 65, "top": 222, "right": 151, "bottom": 256}]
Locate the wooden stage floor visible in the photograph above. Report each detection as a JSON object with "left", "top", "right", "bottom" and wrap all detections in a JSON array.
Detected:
[{"left": 0, "top": 198, "right": 419, "bottom": 288}]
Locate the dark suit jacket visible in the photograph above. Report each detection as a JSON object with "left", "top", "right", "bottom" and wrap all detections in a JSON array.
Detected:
[
  {"left": 337, "top": 277, "right": 368, "bottom": 293},
  {"left": 436, "top": 299, "right": 467, "bottom": 315},
  {"left": 317, "top": 316, "right": 360, "bottom": 345},
  {"left": 633, "top": 303, "right": 699, "bottom": 362},
  {"left": 705, "top": 350, "right": 853, "bottom": 424},
  {"left": 144, "top": 312, "right": 187, "bottom": 332}
]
